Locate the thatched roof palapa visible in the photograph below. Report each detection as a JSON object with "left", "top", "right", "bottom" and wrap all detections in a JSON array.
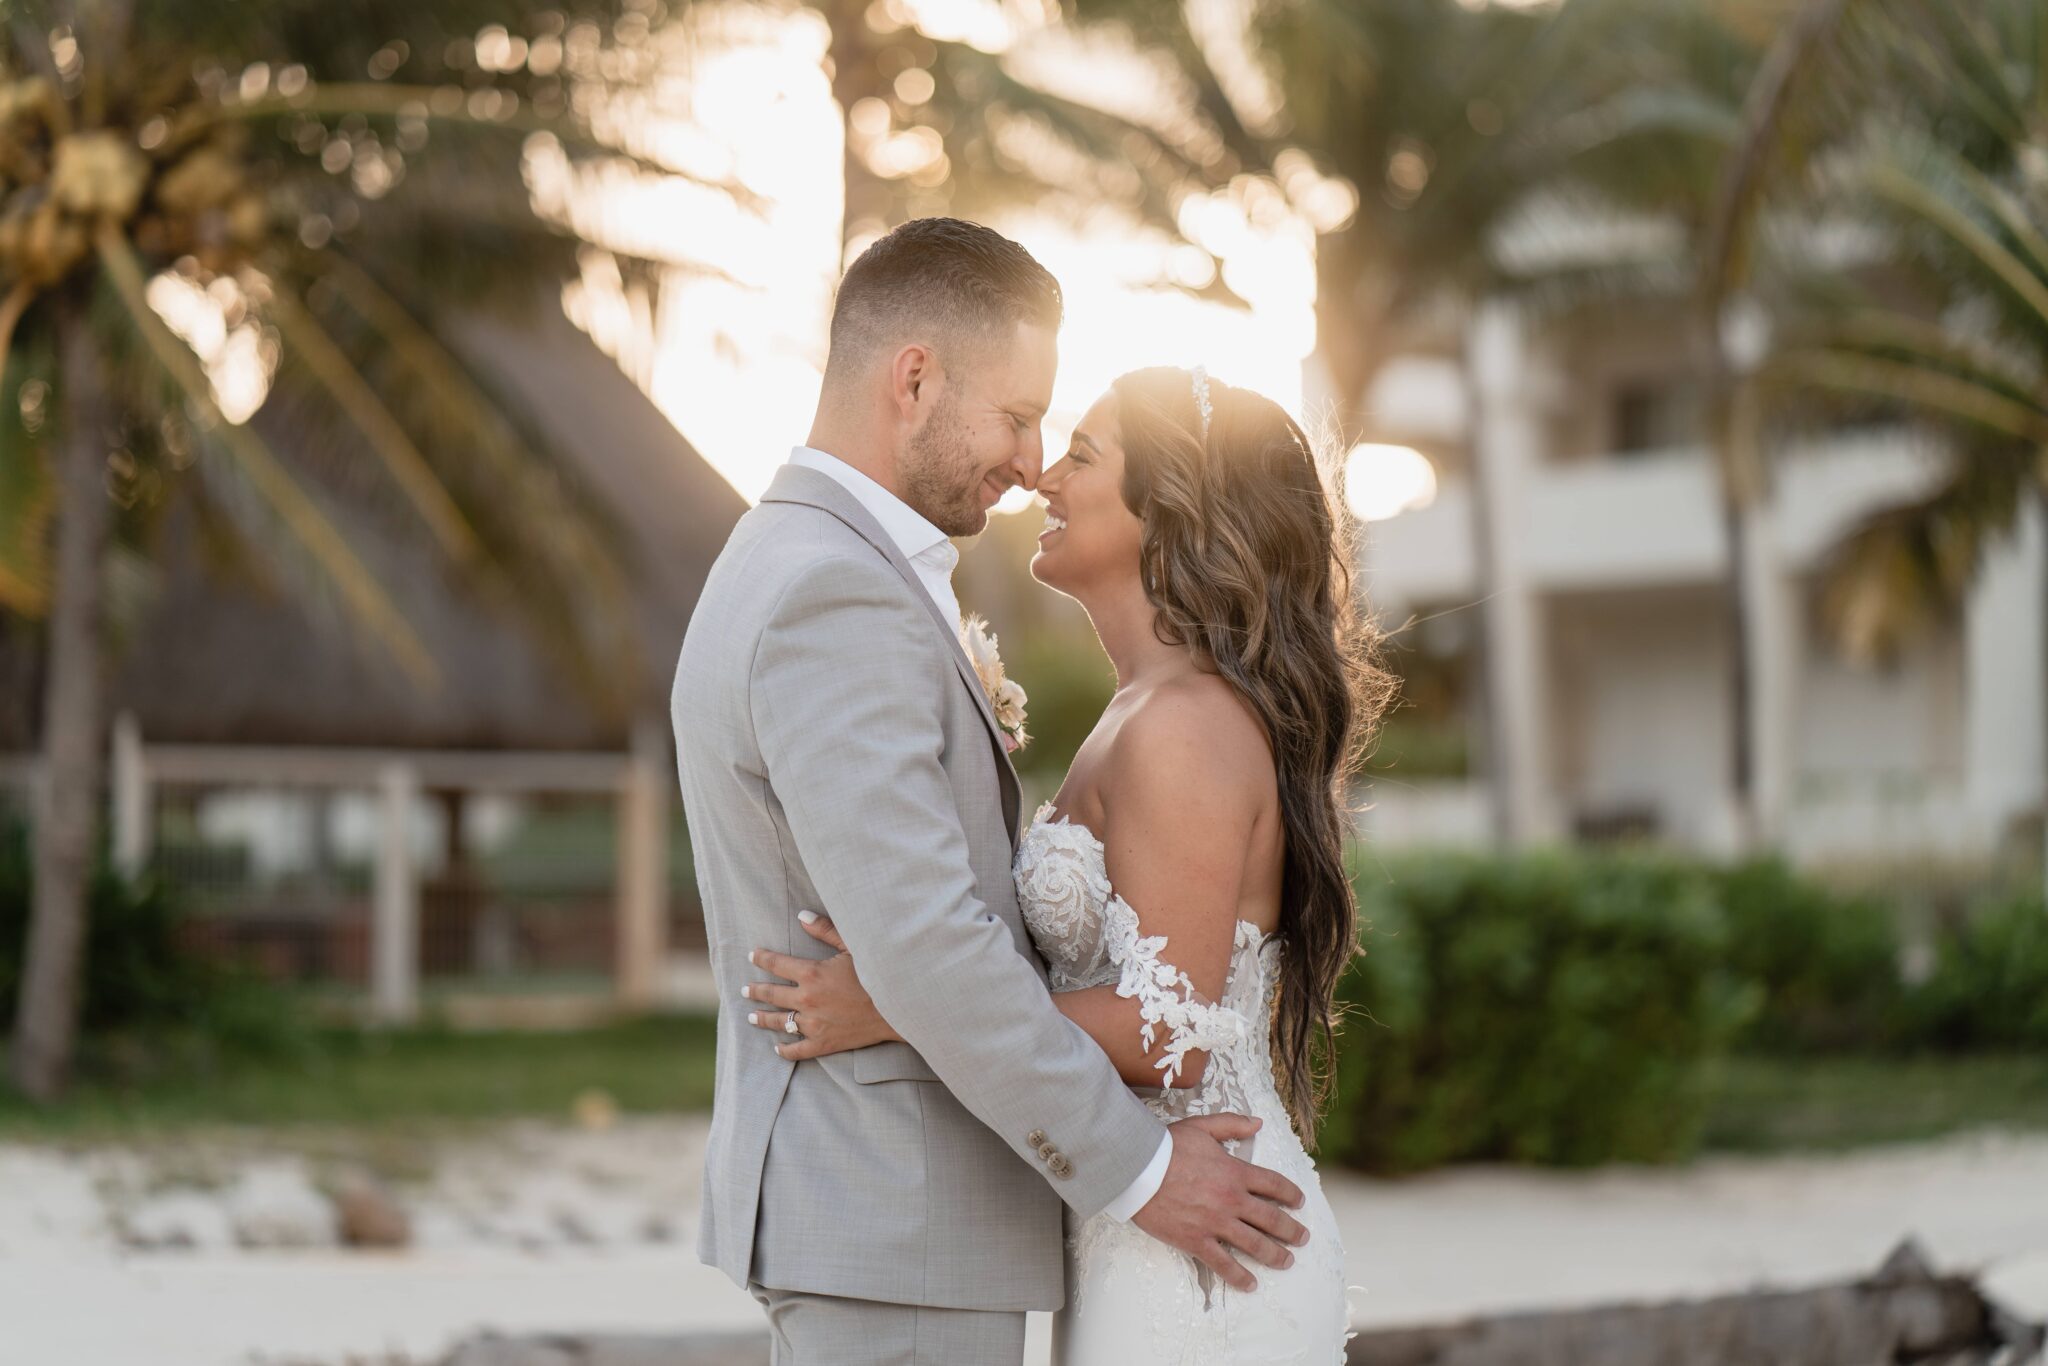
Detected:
[{"left": 0, "top": 300, "right": 747, "bottom": 755}]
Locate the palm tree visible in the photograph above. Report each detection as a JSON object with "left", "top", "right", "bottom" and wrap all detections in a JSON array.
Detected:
[
  {"left": 0, "top": 0, "right": 704, "bottom": 1100},
  {"left": 1075, "top": 0, "right": 1745, "bottom": 845},
  {"left": 803, "top": 0, "right": 1243, "bottom": 277},
  {"left": 1694, "top": 0, "right": 2047, "bottom": 891},
  {"left": 1333, "top": 0, "right": 1828, "bottom": 851},
  {"left": 1029, "top": 0, "right": 1492, "bottom": 839}
]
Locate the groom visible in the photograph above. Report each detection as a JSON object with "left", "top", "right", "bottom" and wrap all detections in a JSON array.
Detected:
[{"left": 671, "top": 217, "right": 1308, "bottom": 1364}]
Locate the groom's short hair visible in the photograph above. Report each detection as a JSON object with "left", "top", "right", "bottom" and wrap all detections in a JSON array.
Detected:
[{"left": 825, "top": 218, "right": 1062, "bottom": 381}]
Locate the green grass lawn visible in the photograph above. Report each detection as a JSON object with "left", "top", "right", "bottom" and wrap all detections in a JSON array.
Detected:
[
  {"left": 1699, "top": 1052, "right": 2048, "bottom": 1154},
  {"left": 5, "top": 1016, "right": 2045, "bottom": 1162},
  {"left": 0, "top": 1013, "right": 718, "bottom": 1143}
]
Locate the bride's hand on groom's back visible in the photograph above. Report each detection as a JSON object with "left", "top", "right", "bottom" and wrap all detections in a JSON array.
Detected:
[
  {"left": 1132, "top": 1113, "right": 1310, "bottom": 1293},
  {"left": 741, "top": 912, "right": 903, "bottom": 1058}
]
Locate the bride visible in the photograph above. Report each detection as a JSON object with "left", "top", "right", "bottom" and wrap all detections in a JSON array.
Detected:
[{"left": 742, "top": 365, "right": 1387, "bottom": 1363}]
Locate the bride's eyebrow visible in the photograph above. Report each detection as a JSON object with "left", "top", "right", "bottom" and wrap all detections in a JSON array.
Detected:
[{"left": 1073, "top": 431, "right": 1102, "bottom": 456}]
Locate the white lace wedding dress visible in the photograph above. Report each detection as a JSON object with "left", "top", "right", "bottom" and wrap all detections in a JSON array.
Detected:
[{"left": 1015, "top": 801, "right": 1351, "bottom": 1364}]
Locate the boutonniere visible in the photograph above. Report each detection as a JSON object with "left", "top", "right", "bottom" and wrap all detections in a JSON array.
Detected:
[{"left": 958, "top": 613, "right": 1030, "bottom": 753}]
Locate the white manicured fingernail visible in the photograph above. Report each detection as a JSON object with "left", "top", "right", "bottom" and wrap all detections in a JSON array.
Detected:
[
  {"left": 747, "top": 950, "right": 757, "bottom": 965},
  {"left": 798, "top": 910, "right": 818, "bottom": 924},
  {"left": 747, "top": 1012, "right": 759, "bottom": 1025},
  {"left": 740, "top": 984, "right": 751, "bottom": 999}
]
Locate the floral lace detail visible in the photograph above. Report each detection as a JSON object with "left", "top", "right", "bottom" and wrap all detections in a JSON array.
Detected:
[
  {"left": 1014, "top": 802, "right": 1352, "bottom": 1363},
  {"left": 1014, "top": 802, "right": 1117, "bottom": 991},
  {"left": 1101, "top": 888, "right": 1252, "bottom": 1089}
]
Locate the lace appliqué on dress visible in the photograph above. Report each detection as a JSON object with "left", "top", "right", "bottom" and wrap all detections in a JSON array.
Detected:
[
  {"left": 1015, "top": 803, "right": 1117, "bottom": 991},
  {"left": 1101, "top": 889, "right": 1252, "bottom": 1089}
]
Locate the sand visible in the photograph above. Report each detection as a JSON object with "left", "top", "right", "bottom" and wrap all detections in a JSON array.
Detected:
[{"left": 2, "top": 1117, "right": 2042, "bottom": 1365}]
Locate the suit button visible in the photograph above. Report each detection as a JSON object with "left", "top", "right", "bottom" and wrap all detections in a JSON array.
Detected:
[
  {"left": 1026, "top": 1130, "right": 1046, "bottom": 1149},
  {"left": 1036, "top": 1142, "right": 1057, "bottom": 1162},
  {"left": 1048, "top": 1155, "right": 1072, "bottom": 1178}
]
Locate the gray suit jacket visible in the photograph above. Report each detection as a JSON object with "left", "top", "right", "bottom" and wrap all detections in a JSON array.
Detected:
[{"left": 671, "top": 463, "right": 1163, "bottom": 1310}]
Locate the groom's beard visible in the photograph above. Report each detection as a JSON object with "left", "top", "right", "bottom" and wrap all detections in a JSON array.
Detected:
[{"left": 901, "top": 390, "right": 989, "bottom": 538}]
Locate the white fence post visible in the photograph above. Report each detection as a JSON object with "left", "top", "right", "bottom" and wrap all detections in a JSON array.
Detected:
[
  {"left": 110, "top": 711, "right": 150, "bottom": 878},
  {"left": 615, "top": 721, "right": 670, "bottom": 1010},
  {"left": 373, "top": 761, "right": 420, "bottom": 1025}
]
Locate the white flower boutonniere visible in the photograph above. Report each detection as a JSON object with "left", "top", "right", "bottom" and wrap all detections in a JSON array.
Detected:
[{"left": 958, "top": 613, "right": 1029, "bottom": 753}]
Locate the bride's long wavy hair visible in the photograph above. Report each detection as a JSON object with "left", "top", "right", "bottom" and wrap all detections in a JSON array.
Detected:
[{"left": 1110, "top": 366, "right": 1393, "bottom": 1148}]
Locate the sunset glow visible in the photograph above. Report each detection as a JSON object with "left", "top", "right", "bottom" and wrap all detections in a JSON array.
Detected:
[
  {"left": 542, "top": 2, "right": 1326, "bottom": 507},
  {"left": 1344, "top": 442, "right": 1439, "bottom": 523}
]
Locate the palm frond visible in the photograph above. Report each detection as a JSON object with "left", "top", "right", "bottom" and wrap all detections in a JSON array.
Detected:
[
  {"left": 1541, "top": 85, "right": 1743, "bottom": 164},
  {"left": 260, "top": 278, "right": 481, "bottom": 565},
  {"left": 6, "top": 13, "right": 72, "bottom": 134},
  {"left": 1853, "top": 160, "right": 2048, "bottom": 337},
  {"left": 1944, "top": 154, "right": 2048, "bottom": 295},
  {"left": 1816, "top": 441, "right": 2032, "bottom": 663},
  {"left": 1767, "top": 347, "right": 2048, "bottom": 446},
  {"left": 182, "top": 82, "right": 757, "bottom": 205},
  {"left": 308, "top": 248, "right": 639, "bottom": 707},
  {"left": 1700, "top": 0, "right": 1852, "bottom": 305},
  {"left": 1913, "top": 0, "right": 2032, "bottom": 145},
  {"left": 1799, "top": 306, "right": 2044, "bottom": 409},
  {"left": 93, "top": 223, "right": 438, "bottom": 688},
  {"left": 0, "top": 280, "right": 32, "bottom": 380}
]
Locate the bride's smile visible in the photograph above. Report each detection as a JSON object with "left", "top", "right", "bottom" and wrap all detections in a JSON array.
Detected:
[{"left": 1030, "top": 395, "right": 1146, "bottom": 596}]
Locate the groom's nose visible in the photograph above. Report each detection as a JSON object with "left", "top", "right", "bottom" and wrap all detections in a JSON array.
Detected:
[{"left": 1011, "top": 426, "right": 1045, "bottom": 491}]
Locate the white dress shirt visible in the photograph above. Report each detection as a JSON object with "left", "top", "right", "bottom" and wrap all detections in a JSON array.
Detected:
[
  {"left": 787, "top": 446, "right": 961, "bottom": 632},
  {"left": 781, "top": 446, "right": 1173, "bottom": 1223}
]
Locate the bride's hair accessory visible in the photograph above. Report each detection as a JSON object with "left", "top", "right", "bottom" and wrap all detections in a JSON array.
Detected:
[{"left": 1189, "top": 365, "right": 1214, "bottom": 440}]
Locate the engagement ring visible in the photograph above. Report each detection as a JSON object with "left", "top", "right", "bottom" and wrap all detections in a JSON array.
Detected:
[{"left": 784, "top": 1012, "right": 802, "bottom": 1037}]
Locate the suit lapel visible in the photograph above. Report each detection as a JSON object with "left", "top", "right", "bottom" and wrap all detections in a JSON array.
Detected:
[{"left": 761, "top": 464, "right": 1025, "bottom": 846}]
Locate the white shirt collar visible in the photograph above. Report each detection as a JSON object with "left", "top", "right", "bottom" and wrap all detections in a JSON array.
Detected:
[{"left": 787, "top": 446, "right": 952, "bottom": 566}]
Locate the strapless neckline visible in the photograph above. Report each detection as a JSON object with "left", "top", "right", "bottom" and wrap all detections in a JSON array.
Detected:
[{"left": 1027, "top": 800, "right": 1275, "bottom": 949}]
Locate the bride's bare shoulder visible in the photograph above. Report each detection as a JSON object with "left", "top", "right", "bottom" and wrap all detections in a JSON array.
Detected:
[{"left": 1105, "top": 674, "right": 1273, "bottom": 811}]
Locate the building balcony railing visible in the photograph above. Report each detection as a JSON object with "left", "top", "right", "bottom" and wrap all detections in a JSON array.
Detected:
[
  {"left": 1357, "top": 773, "right": 2002, "bottom": 864},
  {"left": 1362, "top": 426, "right": 1945, "bottom": 607}
]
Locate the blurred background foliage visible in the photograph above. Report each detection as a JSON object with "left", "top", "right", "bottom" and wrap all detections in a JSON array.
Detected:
[
  {"left": 0, "top": 814, "right": 324, "bottom": 1073},
  {"left": 1323, "top": 850, "right": 2048, "bottom": 1173},
  {"left": 0, "top": 0, "right": 2044, "bottom": 1163},
  {"left": 9, "top": 802, "right": 2045, "bottom": 1170}
]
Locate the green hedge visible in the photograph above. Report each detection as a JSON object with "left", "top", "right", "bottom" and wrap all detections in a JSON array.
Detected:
[
  {"left": 1320, "top": 850, "right": 1758, "bottom": 1172},
  {"left": 1709, "top": 859, "right": 1906, "bottom": 1053},
  {"left": 1321, "top": 848, "right": 2047, "bottom": 1173},
  {"left": 1907, "top": 892, "right": 2048, "bottom": 1050}
]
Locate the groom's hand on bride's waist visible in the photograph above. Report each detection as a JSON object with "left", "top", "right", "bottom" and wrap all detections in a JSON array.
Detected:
[{"left": 1131, "top": 1113, "right": 1309, "bottom": 1293}]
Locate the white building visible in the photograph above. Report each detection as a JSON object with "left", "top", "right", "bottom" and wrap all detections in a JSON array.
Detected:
[{"left": 1349, "top": 299, "right": 2045, "bottom": 867}]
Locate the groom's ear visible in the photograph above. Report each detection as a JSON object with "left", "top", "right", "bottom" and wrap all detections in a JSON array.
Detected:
[{"left": 889, "top": 342, "right": 938, "bottom": 416}]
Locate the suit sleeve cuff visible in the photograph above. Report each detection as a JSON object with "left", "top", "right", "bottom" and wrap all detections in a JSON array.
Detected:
[{"left": 1099, "top": 1132, "right": 1173, "bottom": 1223}]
